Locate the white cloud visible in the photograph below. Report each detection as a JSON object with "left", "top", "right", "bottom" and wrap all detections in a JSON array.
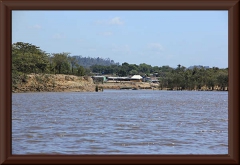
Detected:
[
  {"left": 147, "top": 43, "right": 164, "bottom": 51},
  {"left": 109, "top": 17, "right": 124, "bottom": 25},
  {"left": 29, "top": 24, "right": 42, "bottom": 29},
  {"left": 100, "top": 31, "right": 113, "bottom": 36},
  {"left": 95, "top": 17, "right": 124, "bottom": 25}
]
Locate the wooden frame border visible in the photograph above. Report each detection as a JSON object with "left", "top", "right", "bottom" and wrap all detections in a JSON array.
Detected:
[{"left": 0, "top": 0, "right": 239, "bottom": 164}]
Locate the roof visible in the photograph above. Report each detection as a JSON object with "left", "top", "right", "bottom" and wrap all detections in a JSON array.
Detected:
[
  {"left": 131, "top": 75, "right": 143, "bottom": 79},
  {"left": 92, "top": 76, "right": 106, "bottom": 78},
  {"left": 107, "top": 77, "right": 129, "bottom": 79}
]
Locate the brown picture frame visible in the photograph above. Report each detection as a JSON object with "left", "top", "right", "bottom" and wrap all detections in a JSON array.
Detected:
[{"left": 0, "top": 0, "right": 239, "bottom": 164}]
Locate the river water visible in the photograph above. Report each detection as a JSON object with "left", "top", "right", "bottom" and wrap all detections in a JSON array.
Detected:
[{"left": 12, "top": 90, "right": 228, "bottom": 154}]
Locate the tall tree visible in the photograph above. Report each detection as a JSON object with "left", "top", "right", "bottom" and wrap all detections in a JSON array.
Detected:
[
  {"left": 68, "top": 56, "right": 78, "bottom": 74},
  {"left": 216, "top": 71, "right": 228, "bottom": 90},
  {"left": 12, "top": 42, "right": 49, "bottom": 74},
  {"left": 77, "top": 65, "right": 85, "bottom": 76},
  {"left": 52, "top": 52, "right": 70, "bottom": 74}
]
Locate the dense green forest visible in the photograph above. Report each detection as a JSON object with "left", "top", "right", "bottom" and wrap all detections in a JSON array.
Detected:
[{"left": 12, "top": 42, "right": 228, "bottom": 90}]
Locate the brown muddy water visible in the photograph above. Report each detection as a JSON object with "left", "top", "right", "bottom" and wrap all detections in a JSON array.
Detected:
[{"left": 12, "top": 90, "right": 228, "bottom": 154}]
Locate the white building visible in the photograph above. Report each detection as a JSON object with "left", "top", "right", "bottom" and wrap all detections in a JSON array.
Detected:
[{"left": 130, "top": 75, "right": 143, "bottom": 82}]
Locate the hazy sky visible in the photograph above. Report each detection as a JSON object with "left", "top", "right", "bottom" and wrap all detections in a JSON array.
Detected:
[{"left": 12, "top": 10, "right": 228, "bottom": 68}]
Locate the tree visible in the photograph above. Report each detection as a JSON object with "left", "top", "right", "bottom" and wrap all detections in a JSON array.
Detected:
[
  {"left": 216, "top": 71, "right": 228, "bottom": 90},
  {"left": 205, "top": 68, "right": 217, "bottom": 90},
  {"left": 12, "top": 42, "right": 49, "bottom": 74},
  {"left": 151, "top": 66, "right": 160, "bottom": 73},
  {"left": 121, "top": 62, "right": 131, "bottom": 73},
  {"left": 84, "top": 68, "right": 93, "bottom": 76},
  {"left": 139, "top": 63, "right": 151, "bottom": 75},
  {"left": 77, "top": 65, "right": 85, "bottom": 76},
  {"left": 129, "top": 64, "right": 139, "bottom": 72},
  {"left": 52, "top": 53, "right": 70, "bottom": 74},
  {"left": 68, "top": 56, "right": 78, "bottom": 74},
  {"left": 177, "top": 64, "right": 181, "bottom": 69},
  {"left": 129, "top": 69, "right": 138, "bottom": 75},
  {"left": 117, "top": 69, "right": 127, "bottom": 77}
]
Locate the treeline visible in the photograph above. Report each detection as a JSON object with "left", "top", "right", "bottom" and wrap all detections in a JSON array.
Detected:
[
  {"left": 157, "top": 65, "right": 228, "bottom": 91},
  {"left": 90, "top": 63, "right": 228, "bottom": 91},
  {"left": 12, "top": 42, "right": 117, "bottom": 87},
  {"left": 12, "top": 42, "right": 228, "bottom": 91}
]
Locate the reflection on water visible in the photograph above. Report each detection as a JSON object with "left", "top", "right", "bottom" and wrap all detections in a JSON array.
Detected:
[{"left": 12, "top": 90, "right": 228, "bottom": 154}]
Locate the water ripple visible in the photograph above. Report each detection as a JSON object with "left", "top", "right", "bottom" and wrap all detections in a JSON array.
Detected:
[{"left": 12, "top": 90, "right": 228, "bottom": 154}]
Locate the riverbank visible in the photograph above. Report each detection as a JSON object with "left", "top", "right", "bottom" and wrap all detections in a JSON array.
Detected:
[
  {"left": 12, "top": 74, "right": 227, "bottom": 93},
  {"left": 97, "top": 82, "right": 227, "bottom": 91},
  {"left": 12, "top": 73, "right": 160, "bottom": 93},
  {"left": 97, "top": 81, "right": 155, "bottom": 90},
  {"left": 12, "top": 74, "right": 96, "bottom": 93},
  {"left": 12, "top": 74, "right": 157, "bottom": 93}
]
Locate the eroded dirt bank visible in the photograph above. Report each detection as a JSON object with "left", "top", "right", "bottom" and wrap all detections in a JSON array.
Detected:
[
  {"left": 12, "top": 74, "right": 158, "bottom": 93},
  {"left": 12, "top": 74, "right": 96, "bottom": 93}
]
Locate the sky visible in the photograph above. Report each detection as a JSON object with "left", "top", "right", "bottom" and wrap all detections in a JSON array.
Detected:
[{"left": 12, "top": 10, "right": 228, "bottom": 68}]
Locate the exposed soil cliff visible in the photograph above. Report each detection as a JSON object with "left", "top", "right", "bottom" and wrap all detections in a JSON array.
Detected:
[{"left": 12, "top": 74, "right": 95, "bottom": 93}]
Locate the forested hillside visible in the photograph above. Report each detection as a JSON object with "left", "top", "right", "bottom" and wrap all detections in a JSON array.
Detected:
[{"left": 72, "top": 55, "right": 119, "bottom": 68}]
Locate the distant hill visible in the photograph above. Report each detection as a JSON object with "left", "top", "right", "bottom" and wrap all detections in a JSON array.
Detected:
[{"left": 72, "top": 55, "right": 120, "bottom": 68}]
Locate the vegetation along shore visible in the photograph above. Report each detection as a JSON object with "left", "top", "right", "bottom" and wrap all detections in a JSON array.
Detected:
[{"left": 12, "top": 42, "right": 228, "bottom": 93}]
